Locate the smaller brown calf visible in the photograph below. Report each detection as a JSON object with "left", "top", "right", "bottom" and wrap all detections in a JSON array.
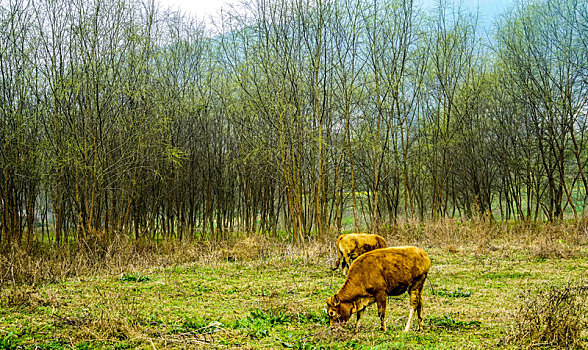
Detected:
[
  {"left": 326, "top": 246, "right": 431, "bottom": 333},
  {"left": 332, "top": 233, "right": 387, "bottom": 275}
]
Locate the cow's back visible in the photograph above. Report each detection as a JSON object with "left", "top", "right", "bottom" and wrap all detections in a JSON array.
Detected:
[
  {"left": 342, "top": 246, "right": 430, "bottom": 298},
  {"left": 342, "top": 233, "right": 387, "bottom": 259}
]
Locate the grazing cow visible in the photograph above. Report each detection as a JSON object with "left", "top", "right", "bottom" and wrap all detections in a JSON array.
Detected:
[
  {"left": 332, "top": 233, "right": 387, "bottom": 275},
  {"left": 326, "top": 246, "right": 431, "bottom": 333}
]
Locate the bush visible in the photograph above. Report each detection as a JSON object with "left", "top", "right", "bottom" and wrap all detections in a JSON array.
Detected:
[{"left": 509, "top": 281, "right": 588, "bottom": 348}]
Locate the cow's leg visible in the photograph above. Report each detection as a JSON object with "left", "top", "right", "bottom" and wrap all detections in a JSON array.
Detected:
[
  {"left": 405, "top": 305, "right": 415, "bottom": 332},
  {"left": 343, "top": 256, "right": 352, "bottom": 275},
  {"left": 375, "top": 292, "right": 387, "bottom": 332},
  {"left": 332, "top": 248, "right": 342, "bottom": 271},
  {"left": 415, "top": 277, "right": 426, "bottom": 331},
  {"left": 405, "top": 287, "right": 418, "bottom": 331},
  {"left": 406, "top": 276, "right": 427, "bottom": 332},
  {"left": 416, "top": 290, "right": 424, "bottom": 331},
  {"left": 354, "top": 308, "right": 364, "bottom": 333}
]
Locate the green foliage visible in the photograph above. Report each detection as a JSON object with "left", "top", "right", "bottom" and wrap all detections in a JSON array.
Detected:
[
  {"left": 193, "top": 283, "right": 213, "bottom": 296},
  {"left": 181, "top": 316, "right": 211, "bottom": 332},
  {"left": 483, "top": 271, "right": 531, "bottom": 280},
  {"left": 75, "top": 342, "right": 93, "bottom": 350},
  {"left": 113, "top": 342, "right": 134, "bottom": 350},
  {"left": 281, "top": 338, "right": 332, "bottom": 350},
  {"left": 0, "top": 332, "right": 17, "bottom": 350},
  {"left": 119, "top": 273, "right": 150, "bottom": 283},
  {"left": 232, "top": 317, "right": 269, "bottom": 339},
  {"left": 231, "top": 308, "right": 291, "bottom": 339},
  {"left": 22, "top": 340, "right": 67, "bottom": 349},
  {"left": 248, "top": 308, "right": 291, "bottom": 325},
  {"left": 433, "top": 287, "right": 472, "bottom": 298},
  {"left": 427, "top": 314, "right": 482, "bottom": 330},
  {"left": 181, "top": 316, "right": 223, "bottom": 334},
  {"left": 292, "top": 310, "right": 330, "bottom": 325}
]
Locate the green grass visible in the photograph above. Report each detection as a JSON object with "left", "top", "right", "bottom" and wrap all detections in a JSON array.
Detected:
[
  {"left": 119, "top": 272, "right": 151, "bottom": 283},
  {"left": 0, "top": 241, "right": 587, "bottom": 349},
  {"left": 431, "top": 287, "right": 472, "bottom": 298}
]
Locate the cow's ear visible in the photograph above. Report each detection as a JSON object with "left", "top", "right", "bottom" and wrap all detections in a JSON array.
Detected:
[{"left": 333, "top": 295, "right": 340, "bottom": 306}]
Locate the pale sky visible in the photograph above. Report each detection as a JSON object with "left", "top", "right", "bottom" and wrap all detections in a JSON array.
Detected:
[
  {"left": 157, "top": 0, "right": 514, "bottom": 31},
  {"left": 158, "top": 0, "right": 237, "bottom": 25}
]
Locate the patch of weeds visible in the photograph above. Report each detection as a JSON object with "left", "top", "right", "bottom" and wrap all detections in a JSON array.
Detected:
[
  {"left": 566, "top": 265, "right": 585, "bottom": 271},
  {"left": 343, "top": 341, "right": 361, "bottom": 349},
  {"left": 433, "top": 287, "right": 472, "bottom": 298},
  {"left": 483, "top": 271, "right": 531, "bottom": 279},
  {"left": 281, "top": 336, "right": 331, "bottom": 350},
  {"left": 75, "top": 342, "right": 90, "bottom": 350},
  {"left": 120, "top": 272, "right": 150, "bottom": 282},
  {"left": 232, "top": 308, "right": 291, "bottom": 339},
  {"left": 292, "top": 310, "right": 329, "bottom": 325},
  {"left": 0, "top": 332, "right": 17, "bottom": 350},
  {"left": 390, "top": 334, "right": 440, "bottom": 350},
  {"left": 75, "top": 341, "right": 110, "bottom": 349},
  {"left": 249, "top": 307, "right": 291, "bottom": 325},
  {"left": 427, "top": 314, "right": 482, "bottom": 330},
  {"left": 181, "top": 316, "right": 223, "bottom": 335},
  {"left": 25, "top": 340, "right": 68, "bottom": 349},
  {"left": 193, "top": 282, "right": 213, "bottom": 296},
  {"left": 532, "top": 239, "right": 577, "bottom": 260},
  {"left": 0, "top": 286, "right": 55, "bottom": 309},
  {"left": 113, "top": 342, "right": 134, "bottom": 350},
  {"left": 182, "top": 316, "right": 210, "bottom": 331},
  {"left": 53, "top": 310, "right": 133, "bottom": 341},
  {"left": 507, "top": 281, "right": 588, "bottom": 349},
  {"left": 282, "top": 340, "right": 326, "bottom": 350},
  {"left": 257, "top": 287, "right": 279, "bottom": 297},
  {"left": 226, "top": 286, "right": 239, "bottom": 294},
  {"left": 140, "top": 313, "right": 163, "bottom": 327},
  {"left": 389, "top": 342, "right": 412, "bottom": 350},
  {"left": 309, "top": 286, "right": 333, "bottom": 297},
  {"left": 232, "top": 317, "right": 269, "bottom": 339}
]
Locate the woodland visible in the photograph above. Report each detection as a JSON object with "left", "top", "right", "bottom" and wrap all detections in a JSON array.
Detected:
[{"left": 1, "top": 0, "right": 587, "bottom": 247}]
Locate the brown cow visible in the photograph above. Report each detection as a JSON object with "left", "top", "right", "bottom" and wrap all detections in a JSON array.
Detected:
[
  {"left": 326, "top": 246, "right": 431, "bottom": 333},
  {"left": 332, "top": 233, "right": 387, "bottom": 275}
]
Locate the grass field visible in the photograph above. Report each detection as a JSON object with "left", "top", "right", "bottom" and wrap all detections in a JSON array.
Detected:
[{"left": 1, "top": 222, "right": 587, "bottom": 349}]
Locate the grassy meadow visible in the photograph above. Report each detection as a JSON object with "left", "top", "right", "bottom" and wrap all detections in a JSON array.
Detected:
[{"left": 1, "top": 220, "right": 587, "bottom": 349}]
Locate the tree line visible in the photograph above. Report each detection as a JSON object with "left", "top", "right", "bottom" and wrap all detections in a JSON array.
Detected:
[{"left": 1, "top": 0, "right": 587, "bottom": 247}]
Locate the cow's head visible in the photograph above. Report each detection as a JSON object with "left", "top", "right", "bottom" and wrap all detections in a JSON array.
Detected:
[{"left": 326, "top": 294, "right": 352, "bottom": 327}]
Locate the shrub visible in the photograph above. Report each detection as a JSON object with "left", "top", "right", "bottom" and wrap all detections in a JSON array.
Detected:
[
  {"left": 509, "top": 281, "right": 588, "bottom": 348},
  {"left": 222, "top": 235, "right": 266, "bottom": 261}
]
